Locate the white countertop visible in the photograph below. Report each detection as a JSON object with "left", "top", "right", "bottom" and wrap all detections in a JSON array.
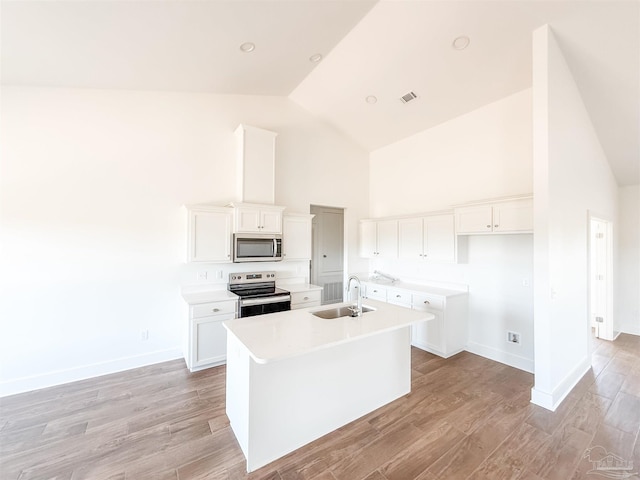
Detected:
[
  {"left": 223, "top": 299, "right": 433, "bottom": 364},
  {"left": 356, "top": 276, "right": 467, "bottom": 298},
  {"left": 282, "top": 283, "right": 323, "bottom": 293}
]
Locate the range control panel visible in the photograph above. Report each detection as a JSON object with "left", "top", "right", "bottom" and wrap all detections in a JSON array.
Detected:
[{"left": 229, "top": 271, "right": 276, "bottom": 284}]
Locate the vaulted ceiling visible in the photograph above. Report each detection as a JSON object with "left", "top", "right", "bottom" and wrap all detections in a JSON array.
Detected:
[{"left": 2, "top": 0, "right": 638, "bottom": 185}]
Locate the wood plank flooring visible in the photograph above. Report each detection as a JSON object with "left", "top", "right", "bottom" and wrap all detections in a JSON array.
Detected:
[{"left": 1, "top": 334, "right": 639, "bottom": 480}]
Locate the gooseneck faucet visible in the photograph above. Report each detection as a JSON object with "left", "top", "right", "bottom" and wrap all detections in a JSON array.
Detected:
[{"left": 346, "top": 275, "right": 362, "bottom": 317}]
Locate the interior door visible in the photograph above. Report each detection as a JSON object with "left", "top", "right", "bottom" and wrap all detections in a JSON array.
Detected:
[
  {"left": 311, "top": 206, "right": 344, "bottom": 305},
  {"left": 591, "top": 218, "right": 608, "bottom": 339}
]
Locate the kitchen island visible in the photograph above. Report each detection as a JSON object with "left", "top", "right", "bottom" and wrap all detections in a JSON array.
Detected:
[{"left": 223, "top": 299, "right": 434, "bottom": 472}]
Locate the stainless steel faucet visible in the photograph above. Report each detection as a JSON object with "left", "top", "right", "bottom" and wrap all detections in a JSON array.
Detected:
[{"left": 346, "top": 275, "right": 362, "bottom": 317}]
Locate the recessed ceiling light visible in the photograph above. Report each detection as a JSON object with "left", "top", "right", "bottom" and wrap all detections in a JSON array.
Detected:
[
  {"left": 452, "top": 36, "right": 470, "bottom": 50},
  {"left": 309, "top": 53, "right": 323, "bottom": 63},
  {"left": 366, "top": 95, "right": 377, "bottom": 104},
  {"left": 240, "top": 42, "right": 255, "bottom": 53}
]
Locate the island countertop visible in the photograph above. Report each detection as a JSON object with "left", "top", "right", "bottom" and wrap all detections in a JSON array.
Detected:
[{"left": 223, "top": 299, "right": 433, "bottom": 364}]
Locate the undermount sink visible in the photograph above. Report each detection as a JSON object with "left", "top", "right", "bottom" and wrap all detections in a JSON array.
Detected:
[{"left": 311, "top": 305, "right": 376, "bottom": 319}]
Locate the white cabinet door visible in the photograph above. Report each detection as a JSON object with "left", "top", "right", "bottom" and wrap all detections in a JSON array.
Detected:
[
  {"left": 235, "top": 124, "right": 277, "bottom": 205},
  {"left": 359, "top": 221, "right": 377, "bottom": 258},
  {"left": 283, "top": 214, "right": 313, "bottom": 261},
  {"left": 364, "top": 284, "right": 387, "bottom": 301},
  {"left": 187, "top": 207, "right": 232, "bottom": 263},
  {"left": 235, "top": 206, "right": 262, "bottom": 232},
  {"left": 423, "top": 214, "right": 455, "bottom": 263},
  {"left": 455, "top": 205, "right": 493, "bottom": 234},
  {"left": 261, "top": 209, "right": 283, "bottom": 234},
  {"left": 455, "top": 197, "right": 533, "bottom": 235},
  {"left": 290, "top": 289, "right": 322, "bottom": 310},
  {"left": 376, "top": 220, "right": 398, "bottom": 258},
  {"left": 233, "top": 204, "right": 284, "bottom": 233},
  {"left": 398, "top": 218, "right": 424, "bottom": 260},
  {"left": 192, "top": 314, "right": 232, "bottom": 368},
  {"left": 493, "top": 198, "right": 533, "bottom": 233},
  {"left": 387, "top": 288, "right": 411, "bottom": 307}
]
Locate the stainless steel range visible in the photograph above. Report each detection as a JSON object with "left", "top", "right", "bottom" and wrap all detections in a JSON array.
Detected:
[{"left": 228, "top": 271, "right": 291, "bottom": 318}]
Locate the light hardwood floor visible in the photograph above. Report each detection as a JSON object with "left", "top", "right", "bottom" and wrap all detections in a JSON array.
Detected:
[{"left": 1, "top": 335, "right": 639, "bottom": 480}]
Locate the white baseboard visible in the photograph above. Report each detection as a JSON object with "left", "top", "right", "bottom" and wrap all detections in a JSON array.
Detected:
[
  {"left": 465, "top": 341, "right": 534, "bottom": 373},
  {"left": 620, "top": 322, "right": 640, "bottom": 336},
  {"left": 0, "top": 348, "right": 183, "bottom": 398},
  {"left": 530, "top": 355, "right": 591, "bottom": 411}
]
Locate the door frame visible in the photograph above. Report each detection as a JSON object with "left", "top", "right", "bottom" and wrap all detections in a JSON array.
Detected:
[{"left": 587, "top": 211, "right": 615, "bottom": 343}]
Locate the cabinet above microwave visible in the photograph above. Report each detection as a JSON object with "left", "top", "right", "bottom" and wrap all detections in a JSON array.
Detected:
[{"left": 228, "top": 202, "right": 286, "bottom": 234}]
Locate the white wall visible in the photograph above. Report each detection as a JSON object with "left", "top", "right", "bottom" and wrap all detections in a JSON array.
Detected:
[
  {"left": 531, "top": 26, "right": 619, "bottom": 411},
  {"left": 0, "top": 86, "right": 369, "bottom": 396},
  {"left": 368, "top": 90, "right": 534, "bottom": 372},
  {"left": 369, "top": 89, "right": 532, "bottom": 217},
  {"left": 618, "top": 185, "right": 640, "bottom": 335}
]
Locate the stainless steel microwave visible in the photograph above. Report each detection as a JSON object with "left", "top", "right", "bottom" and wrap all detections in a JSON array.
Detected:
[{"left": 233, "top": 234, "right": 282, "bottom": 263}]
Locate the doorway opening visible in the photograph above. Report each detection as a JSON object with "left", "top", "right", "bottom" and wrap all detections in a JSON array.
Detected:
[
  {"left": 588, "top": 214, "right": 615, "bottom": 345},
  {"left": 310, "top": 205, "right": 344, "bottom": 305}
]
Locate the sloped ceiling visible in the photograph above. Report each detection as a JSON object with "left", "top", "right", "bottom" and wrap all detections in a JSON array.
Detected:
[{"left": 1, "top": 0, "right": 638, "bottom": 185}]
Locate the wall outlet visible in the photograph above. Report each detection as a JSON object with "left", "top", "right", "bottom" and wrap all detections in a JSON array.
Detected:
[
  {"left": 197, "top": 271, "right": 208, "bottom": 281},
  {"left": 522, "top": 278, "right": 530, "bottom": 287},
  {"left": 216, "top": 270, "right": 223, "bottom": 280},
  {"left": 140, "top": 329, "right": 149, "bottom": 341},
  {"left": 507, "top": 331, "right": 521, "bottom": 345}
]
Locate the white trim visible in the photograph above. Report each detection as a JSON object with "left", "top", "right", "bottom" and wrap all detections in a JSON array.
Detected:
[
  {"left": 530, "top": 356, "right": 591, "bottom": 411},
  {"left": 0, "top": 348, "right": 182, "bottom": 398},
  {"left": 465, "top": 341, "right": 534, "bottom": 373},
  {"left": 621, "top": 323, "right": 640, "bottom": 336}
]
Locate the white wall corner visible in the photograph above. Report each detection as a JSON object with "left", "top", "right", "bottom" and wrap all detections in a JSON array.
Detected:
[
  {"left": 531, "top": 356, "right": 591, "bottom": 411},
  {"left": 465, "top": 341, "right": 534, "bottom": 373}
]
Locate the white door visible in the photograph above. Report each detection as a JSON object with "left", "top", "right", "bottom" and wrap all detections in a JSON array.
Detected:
[
  {"left": 589, "top": 217, "right": 613, "bottom": 341},
  {"left": 311, "top": 206, "right": 344, "bottom": 305}
]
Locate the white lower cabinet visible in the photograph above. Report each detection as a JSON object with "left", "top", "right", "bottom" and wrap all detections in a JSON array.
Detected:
[
  {"left": 362, "top": 282, "right": 467, "bottom": 358},
  {"left": 411, "top": 293, "right": 467, "bottom": 358},
  {"left": 185, "top": 298, "right": 236, "bottom": 371},
  {"left": 291, "top": 289, "right": 322, "bottom": 310},
  {"left": 364, "top": 284, "right": 387, "bottom": 302}
]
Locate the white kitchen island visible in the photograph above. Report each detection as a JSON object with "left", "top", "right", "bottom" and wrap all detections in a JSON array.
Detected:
[{"left": 223, "top": 299, "right": 434, "bottom": 472}]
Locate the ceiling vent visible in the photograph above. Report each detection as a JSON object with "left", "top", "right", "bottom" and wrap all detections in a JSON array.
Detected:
[{"left": 400, "top": 91, "right": 418, "bottom": 104}]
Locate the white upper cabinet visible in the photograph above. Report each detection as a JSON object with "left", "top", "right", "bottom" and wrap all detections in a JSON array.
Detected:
[
  {"left": 231, "top": 203, "right": 285, "bottom": 234},
  {"left": 186, "top": 205, "right": 232, "bottom": 263},
  {"left": 282, "top": 213, "right": 313, "bottom": 261},
  {"left": 398, "top": 214, "right": 455, "bottom": 263},
  {"left": 359, "top": 219, "right": 398, "bottom": 259},
  {"left": 235, "top": 124, "right": 277, "bottom": 205},
  {"left": 455, "top": 197, "right": 533, "bottom": 234}
]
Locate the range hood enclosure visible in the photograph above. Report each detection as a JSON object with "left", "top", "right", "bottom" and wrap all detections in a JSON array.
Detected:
[{"left": 235, "top": 124, "right": 277, "bottom": 205}]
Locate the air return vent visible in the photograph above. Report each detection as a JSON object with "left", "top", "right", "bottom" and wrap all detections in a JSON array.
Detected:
[{"left": 400, "top": 91, "right": 418, "bottom": 104}]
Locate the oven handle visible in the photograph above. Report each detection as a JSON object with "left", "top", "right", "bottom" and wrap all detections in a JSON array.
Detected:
[{"left": 240, "top": 295, "right": 291, "bottom": 306}]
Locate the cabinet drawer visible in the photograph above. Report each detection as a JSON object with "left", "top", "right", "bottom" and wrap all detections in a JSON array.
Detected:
[
  {"left": 365, "top": 285, "right": 387, "bottom": 301},
  {"left": 411, "top": 294, "right": 444, "bottom": 311},
  {"left": 387, "top": 288, "right": 411, "bottom": 307},
  {"left": 192, "top": 300, "right": 237, "bottom": 319},
  {"left": 291, "top": 290, "right": 322, "bottom": 306}
]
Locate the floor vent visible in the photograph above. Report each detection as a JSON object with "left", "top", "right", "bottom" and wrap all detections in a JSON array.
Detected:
[{"left": 400, "top": 91, "right": 418, "bottom": 104}]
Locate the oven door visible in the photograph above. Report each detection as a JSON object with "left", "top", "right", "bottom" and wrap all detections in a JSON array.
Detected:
[
  {"left": 233, "top": 234, "right": 282, "bottom": 263},
  {"left": 239, "top": 295, "right": 291, "bottom": 318}
]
